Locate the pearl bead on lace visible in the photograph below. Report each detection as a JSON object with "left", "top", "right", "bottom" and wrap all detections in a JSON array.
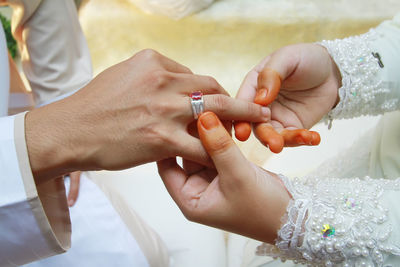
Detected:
[{"left": 320, "top": 30, "right": 400, "bottom": 123}]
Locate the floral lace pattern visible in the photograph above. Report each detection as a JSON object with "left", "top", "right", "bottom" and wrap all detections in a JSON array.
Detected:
[
  {"left": 319, "top": 30, "right": 399, "bottom": 126},
  {"left": 257, "top": 175, "right": 400, "bottom": 267}
]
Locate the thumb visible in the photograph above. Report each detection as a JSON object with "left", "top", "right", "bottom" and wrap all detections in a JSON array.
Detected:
[
  {"left": 198, "top": 112, "right": 250, "bottom": 180},
  {"left": 255, "top": 49, "right": 299, "bottom": 106}
]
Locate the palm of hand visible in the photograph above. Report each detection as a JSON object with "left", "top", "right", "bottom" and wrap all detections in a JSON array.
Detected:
[
  {"left": 270, "top": 76, "right": 339, "bottom": 130},
  {"left": 161, "top": 157, "right": 289, "bottom": 243},
  {"left": 163, "top": 158, "right": 266, "bottom": 238},
  {"left": 177, "top": 163, "right": 223, "bottom": 221},
  {"left": 158, "top": 111, "right": 292, "bottom": 244},
  {"left": 235, "top": 43, "right": 340, "bottom": 152}
]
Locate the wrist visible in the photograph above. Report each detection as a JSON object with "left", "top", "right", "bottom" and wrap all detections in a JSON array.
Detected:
[
  {"left": 316, "top": 43, "right": 342, "bottom": 111},
  {"left": 25, "top": 100, "right": 81, "bottom": 184},
  {"left": 330, "top": 55, "right": 342, "bottom": 109},
  {"left": 255, "top": 171, "right": 291, "bottom": 244}
]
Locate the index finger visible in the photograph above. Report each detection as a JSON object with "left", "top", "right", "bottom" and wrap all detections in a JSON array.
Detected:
[
  {"left": 236, "top": 56, "right": 270, "bottom": 102},
  {"left": 255, "top": 68, "right": 282, "bottom": 106},
  {"left": 234, "top": 57, "right": 270, "bottom": 142}
]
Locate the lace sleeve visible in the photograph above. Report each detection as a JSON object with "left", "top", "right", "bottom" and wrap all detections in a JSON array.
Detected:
[
  {"left": 257, "top": 175, "right": 400, "bottom": 267},
  {"left": 319, "top": 30, "right": 400, "bottom": 125}
]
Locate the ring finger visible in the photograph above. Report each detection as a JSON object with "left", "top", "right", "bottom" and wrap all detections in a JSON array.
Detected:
[{"left": 180, "top": 94, "right": 270, "bottom": 123}]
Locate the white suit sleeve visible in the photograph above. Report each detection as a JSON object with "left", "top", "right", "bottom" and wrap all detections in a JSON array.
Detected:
[
  {"left": 0, "top": 114, "right": 71, "bottom": 266},
  {"left": 9, "top": 0, "right": 92, "bottom": 106},
  {"left": 319, "top": 14, "right": 400, "bottom": 122}
]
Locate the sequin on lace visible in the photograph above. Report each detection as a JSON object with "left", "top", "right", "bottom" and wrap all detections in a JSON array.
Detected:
[
  {"left": 322, "top": 224, "right": 335, "bottom": 238},
  {"left": 257, "top": 175, "right": 400, "bottom": 267}
]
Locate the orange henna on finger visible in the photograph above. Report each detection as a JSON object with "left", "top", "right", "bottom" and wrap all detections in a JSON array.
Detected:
[
  {"left": 310, "top": 131, "right": 321, "bottom": 145},
  {"left": 281, "top": 129, "right": 313, "bottom": 146},
  {"left": 234, "top": 121, "right": 252, "bottom": 141},
  {"left": 234, "top": 69, "right": 280, "bottom": 142},
  {"left": 254, "top": 123, "right": 284, "bottom": 153},
  {"left": 255, "top": 68, "right": 282, "bottom": 106},
  {"left": 198, "top": 112, "right": 235, "bottom": 155}
]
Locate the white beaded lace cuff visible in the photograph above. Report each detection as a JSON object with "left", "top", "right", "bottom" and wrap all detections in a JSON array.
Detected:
[
  {"left": 257, "top": 175, "right": 400, "bottom": 267},
  {"left": 319, "top": 30, "right": 400, "bottom": 123}
]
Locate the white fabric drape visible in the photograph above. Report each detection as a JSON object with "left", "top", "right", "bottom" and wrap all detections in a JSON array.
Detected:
[{"left": 128, "top": 0, "right": 215, "bottom": 19}]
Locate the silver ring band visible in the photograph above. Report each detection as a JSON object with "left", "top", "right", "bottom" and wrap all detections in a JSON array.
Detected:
[{"left": 190, "top": 92, "right": 204, "bottom": 119}]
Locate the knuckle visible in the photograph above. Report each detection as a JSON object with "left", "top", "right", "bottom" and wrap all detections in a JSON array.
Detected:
[
  {"left": 148, "top": 70, "right": 174, "bottom": 89},
  {"left": 181, "top": 65, "right": 193, "bottom": 74},
  {"left": 257, "top": 68, "right": 269, "bottom": 84},
  {"left": 137, "top": 48, "right": 160, "bottom": 60},
  {"left": 211, "top": 95, "right": 230, "bottom": 114},
  {"left": 209, "top": 134, "right": 233, "bottom": 155},
  {"left": 204, "top": 76, "right": 221, "bottom": 93},
  {"left": 246, "top": 101, "right": 260, "bottom": 116}
]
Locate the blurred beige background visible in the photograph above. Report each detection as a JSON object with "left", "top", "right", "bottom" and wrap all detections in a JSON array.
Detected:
[
  {"left": 79, "top": 0, "right": 399, "bottom": 170},
  {"left": 79, "top": 2, "right": 399, "bottom": 265}
]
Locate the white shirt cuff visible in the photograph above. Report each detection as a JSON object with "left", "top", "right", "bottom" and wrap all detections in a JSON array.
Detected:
[{"left": 0, "top": 113, "right": 71, "bottom": 266}]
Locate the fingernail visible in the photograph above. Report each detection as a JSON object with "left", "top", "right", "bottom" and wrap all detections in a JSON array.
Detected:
[
  {"left": 256, "top": 89, "right": 267, "bottom": 99},
  {"left": 68, "top": 199, "right": 75, "bottom": 207},
  {"left": 311, "top": 132, "right": 321, "bottom": 145},
  {"left": 261, "top": 107, "right": 270, "bottom": 118},
  {"left": 255, "top": 89, "right": 268, "bottom": 105},
  {"left": 199, "top": 112, "right": 219, "bottom": 130}
]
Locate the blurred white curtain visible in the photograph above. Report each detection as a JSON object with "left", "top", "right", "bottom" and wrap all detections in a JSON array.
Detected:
[{"left": 128, "top": 0, "right": 215, "bottom": 19}]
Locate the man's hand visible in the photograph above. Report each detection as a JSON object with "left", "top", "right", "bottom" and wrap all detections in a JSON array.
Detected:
[
  {"left": 66, "top": 171, "right": 81, "bottom": 207},
  {"left": 25, "top": 49, "right": 269, "bottom": 183},
  {"left": 158, "top": 112, "right": 290, "bottom": 243},
  {"left": 234, "top": 44, "right": 341, "bottom": 153}
]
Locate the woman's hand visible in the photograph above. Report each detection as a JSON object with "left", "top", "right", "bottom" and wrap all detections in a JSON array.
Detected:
[
  {"left": 234, "top": 44, "right": 341, "bottom": 153},
  {"left": 26, "top": 49, "right": 269, "bottom": 182},
  {"left": 158, "top": 112, "right": 290, "bottom": 243}
]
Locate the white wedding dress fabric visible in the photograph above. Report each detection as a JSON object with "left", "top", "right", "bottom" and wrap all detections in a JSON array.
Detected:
[
  {"left": 127, "top": 0, "right": 215, "bottom": 19},
  {"left": 253, "top": 14, "right": 400, "bottom": 267},
  {"left": 91, "top": 163, "right": 228, "bottom": 267}
]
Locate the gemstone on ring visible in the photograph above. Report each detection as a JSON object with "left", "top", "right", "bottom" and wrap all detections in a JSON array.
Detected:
[{"left": 190, "top": 91, "right": 203, "bottom": 100}]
